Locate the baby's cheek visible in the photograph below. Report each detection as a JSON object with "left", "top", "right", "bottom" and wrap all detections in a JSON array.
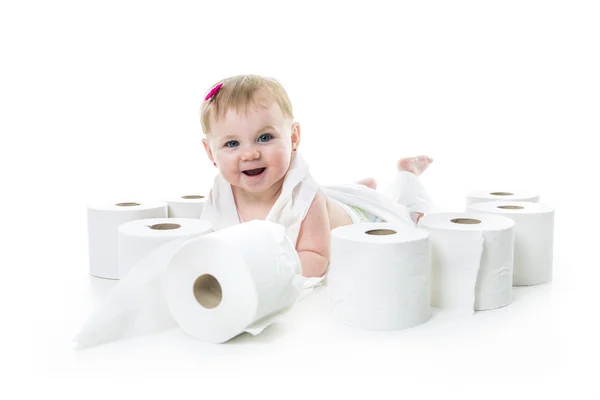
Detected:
[
  {"left": 216, "top": 152, "right": 234, "bottom": 168},
  {"left": 276, "top": 152, "right": 289, "bottom": 165}
]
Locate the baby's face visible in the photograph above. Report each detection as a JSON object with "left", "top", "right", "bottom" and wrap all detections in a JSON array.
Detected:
[{"left": 203, "top": 101, "right": 298, "bottom": 195}]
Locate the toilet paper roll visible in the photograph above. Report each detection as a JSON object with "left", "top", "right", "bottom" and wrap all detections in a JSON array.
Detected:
[
  {"left": 467, "top": 201, "right": 554, "bottom": 286},
  {"left": 165, "top": 195, "right": 206, "bottom": 218},
  {"left": 328, "top": 222, "right": 431, "bottom": 330},
  {"left": 466, "top": 190, "right": 539, "bottom": 207},
  {"left": 118, "top": 218, "right": 213, "bottom": 279},
  {"left": 418, "top": 213, "right": 515, "bottom": 313},
  {"left": 87, "top": 201, "right": 168, "bottom": 279},
  {"left": 164, "top": 220, "right": 304, "bottom": 343},
  {"left": 75, "top": 220, "right": 320, "bottom": 349}
]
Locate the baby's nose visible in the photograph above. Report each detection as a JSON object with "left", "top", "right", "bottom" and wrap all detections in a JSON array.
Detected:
[{"left": 240, "top": 147, "right": 260, "bottom": 161}]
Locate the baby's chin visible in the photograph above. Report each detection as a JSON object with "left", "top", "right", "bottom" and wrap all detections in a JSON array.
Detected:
[{"left": 232, "top": 172, "right": 287, "bottom": 193}]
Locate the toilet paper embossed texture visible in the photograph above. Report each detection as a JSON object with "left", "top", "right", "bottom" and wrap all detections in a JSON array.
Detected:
[
  {"left": 466, "top": 190, "right": 539, "bottom": 207},
  {"left": 164, "top": 195, "right": 206, "bottom": 218},
  {"left": 87, "top": 201, "right": 168, "bottom": 279},
  {"left": 328, "top": 222, "right": 431, "bottom": 330},
  {"left": 418, "top": 213, "right": 515, "bottom": 313},
  {"left": 467, "top": 201, "right": 554, "bottom": 286},
  {"left": 118, "top": 218, "right": 213, "bottom": 279},
  {"left": 164, "top": 220, "right": 305, "bottom": 344}
]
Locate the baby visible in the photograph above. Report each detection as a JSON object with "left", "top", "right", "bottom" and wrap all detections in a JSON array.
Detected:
[{"left": 199, "top": 75, "right": 433, "bottom": 278}]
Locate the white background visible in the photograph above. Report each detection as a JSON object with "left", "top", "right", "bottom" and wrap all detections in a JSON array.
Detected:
[{"left": 1, "top": 0, "right": 599, "bottom": 398}]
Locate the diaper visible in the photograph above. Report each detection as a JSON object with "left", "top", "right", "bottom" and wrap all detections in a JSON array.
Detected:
[{"left": 337, "top": 201, "right": 382, "bottom": 224}]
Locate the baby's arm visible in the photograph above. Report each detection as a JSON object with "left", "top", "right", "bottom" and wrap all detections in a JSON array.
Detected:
[{"left": 296, "top": 190, "right": 331, "bottom": 278}]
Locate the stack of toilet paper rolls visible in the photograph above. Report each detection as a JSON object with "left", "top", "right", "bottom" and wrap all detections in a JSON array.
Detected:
[{"left": 87, "top": 193, "right": 208, "bottom": 280}]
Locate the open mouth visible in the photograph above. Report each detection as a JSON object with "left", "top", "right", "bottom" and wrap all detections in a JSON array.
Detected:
[{"left": 242, "top": 167, "right": 266, "bottom": 177}]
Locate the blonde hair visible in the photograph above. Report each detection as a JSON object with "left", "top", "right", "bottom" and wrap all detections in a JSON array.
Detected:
[{"left": 200, "top": 74, "right": 294, "bottom": 135}]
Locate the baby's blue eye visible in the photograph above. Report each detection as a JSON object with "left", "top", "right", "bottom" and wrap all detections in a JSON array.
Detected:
[
  {"left": 258, "top": 134, "right": 272, "bottom": 143},
  {"left": 225, "top": 140, "right": 239, "bottom": 148}
]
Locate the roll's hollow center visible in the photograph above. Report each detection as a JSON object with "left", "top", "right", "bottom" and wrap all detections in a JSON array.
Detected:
[
  {"left": 365, "top": 229, "right": 397, "bottom": 236},
  {"left": 498, "top": 205, "right": 524, "bottom": 210},
  {"left": 193, "top": 274, "right": 222, "bottom": 309},
  {"left": 451, "top": 218, "right": 481, "bottom": 225},
  {"left": 116, "top": 202, "right": 140, "bottom": 207},
  {"left": 182, "top": 195, "right": 205, "bottom": 199},
  {"left": 490, "top": 192, "right": 514, "bottom": 196},
  {"left": 149, "top": 223, "right": 181, "bottom": 230}
]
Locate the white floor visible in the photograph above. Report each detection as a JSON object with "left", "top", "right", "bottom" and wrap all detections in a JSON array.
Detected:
[
  {"left": 3, "top": 2, "right": 599, "bottom": 398},
  {"left": 6, "top": 211, "right": 597, "bottom": 399}
]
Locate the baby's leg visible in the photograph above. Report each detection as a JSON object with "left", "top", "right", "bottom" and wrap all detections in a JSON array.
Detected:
[
  {"left": 386, "top": 155, "right": 435, "bottom": 215},
  {"left": 356, "top": 156, "right": 432, "bottom": 190}
]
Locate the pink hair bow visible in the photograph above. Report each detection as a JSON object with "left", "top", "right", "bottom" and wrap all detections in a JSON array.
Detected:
[{"left": 204, "top": 82, "right": 223, "bottom": 101}]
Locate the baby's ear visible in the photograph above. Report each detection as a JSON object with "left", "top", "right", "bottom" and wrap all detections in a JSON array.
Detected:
[
  {"left": 202, "top": 138, "right": 214, "bottom": 163},
  {"left": 291, "top": 122, "right": 301, "bottom": 148}
]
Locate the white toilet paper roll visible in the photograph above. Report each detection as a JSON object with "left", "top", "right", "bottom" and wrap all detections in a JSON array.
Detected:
[
  {"left": 165, "top": 195, "right": 206, "bottom": 218},
  {"left": 328, "top": 222, "right": 431, "bottom": 330},
  {"left": 87, "top": 201, "right": 168, "bottom": 279},
  {"left": 418, "top": 213, "right": 515, "bottom": 313},
  {"left": 164, "top": 220, "right": 303, "bottom": 344},
  {"left": 118, "top": 218, "right": 213, "bottom": 279},
  {"left": 466, "top": 190, "right": 539, "bottom": 207},
  {"left": 467, "top": 201, "right": 554, "bottom": 286}
]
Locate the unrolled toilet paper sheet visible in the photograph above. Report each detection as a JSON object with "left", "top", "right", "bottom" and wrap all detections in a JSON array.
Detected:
[{"left": 75, "top": 237, "right": 191, "bottom": 349}]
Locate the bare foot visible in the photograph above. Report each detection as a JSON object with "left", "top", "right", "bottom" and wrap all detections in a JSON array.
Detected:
[
  {"left": 397, "top": 155, "right": 433, "bottom": 176},
  {"left": 357, "top": 177, "right": 377, "bottom": 190}
]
